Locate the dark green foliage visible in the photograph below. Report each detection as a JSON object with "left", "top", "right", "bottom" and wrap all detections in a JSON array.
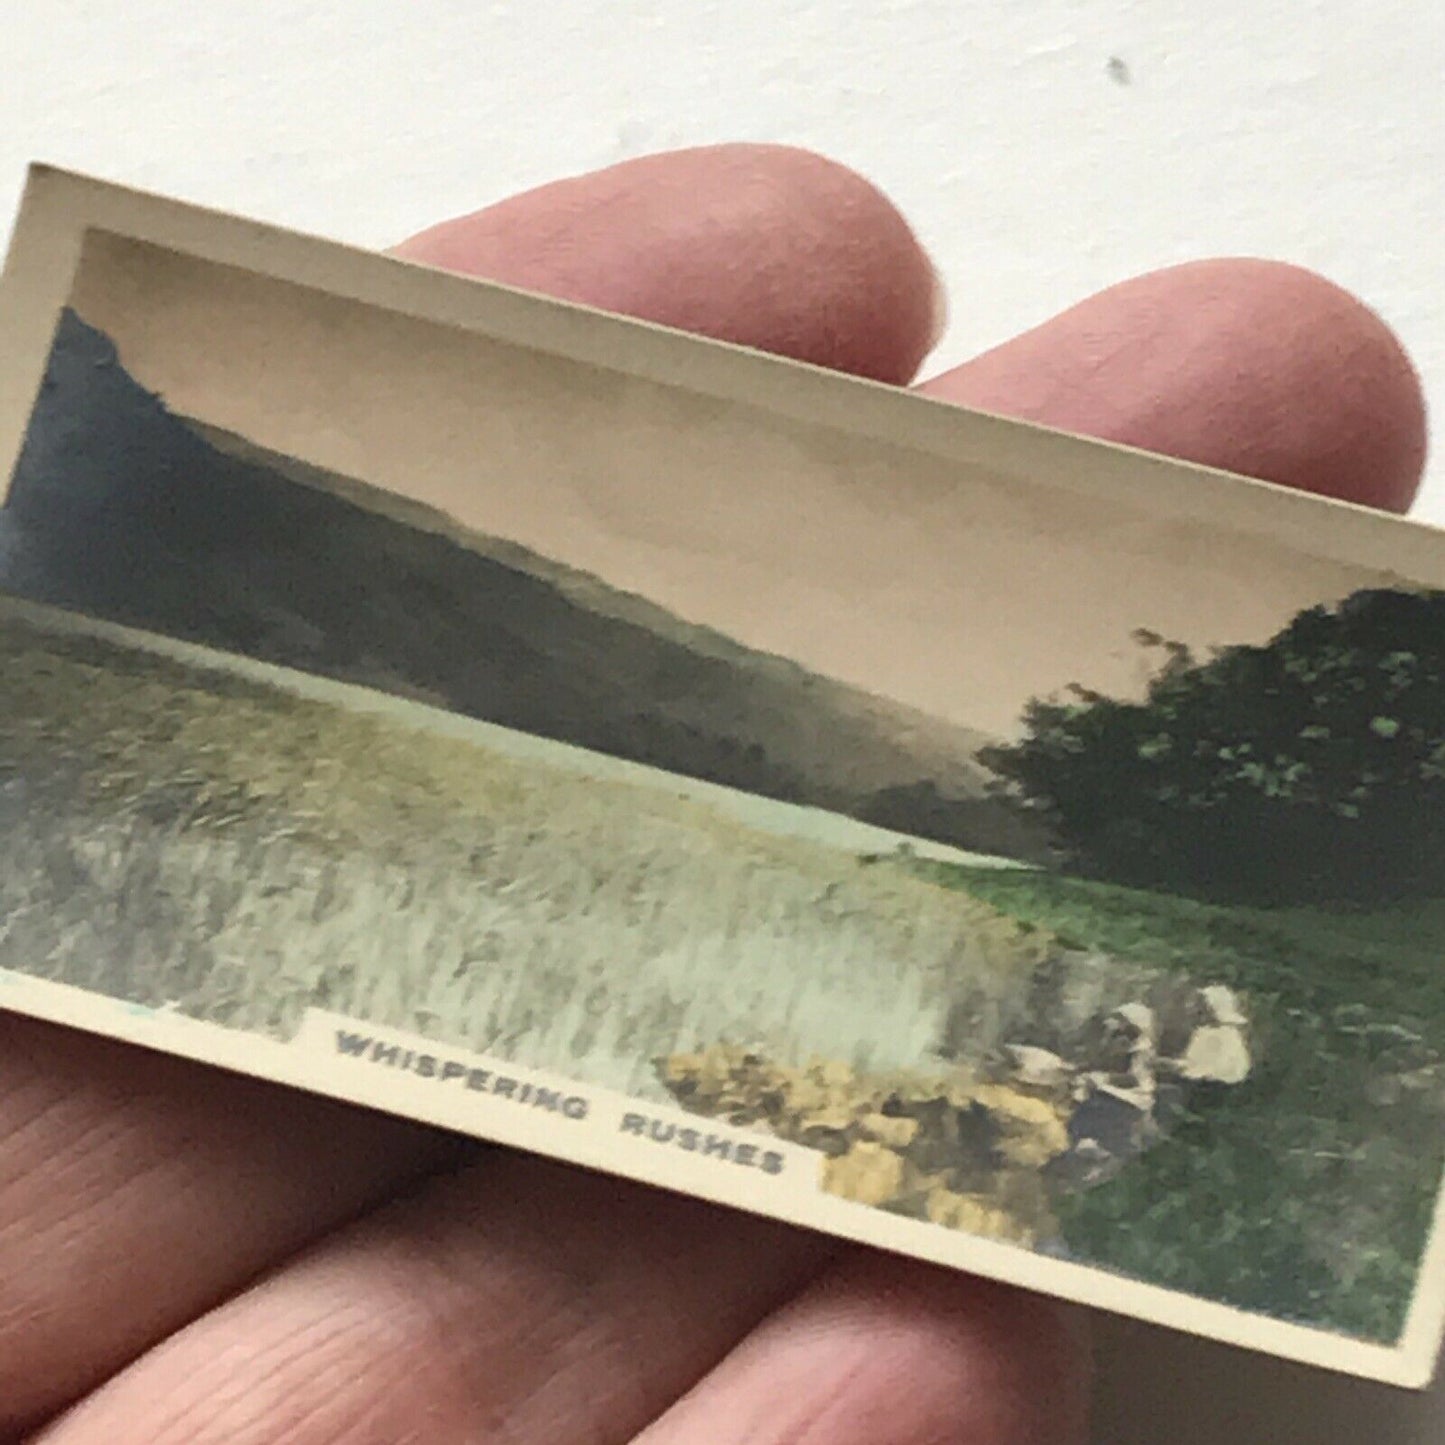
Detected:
[{"left": 981, "top": 588, "right": 1445, "bottom": 904}]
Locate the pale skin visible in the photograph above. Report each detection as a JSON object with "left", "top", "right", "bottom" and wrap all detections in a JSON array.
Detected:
[{"left": 0, "top": 143, "right": 1428, "bottom": 1444}]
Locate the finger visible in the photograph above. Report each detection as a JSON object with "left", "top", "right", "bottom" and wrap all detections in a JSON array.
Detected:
[
  {"left": 918, "top": 258, "right": 1427, "bottom": 513},
  {"left": 0, "top": 1015, "right": 461, "bottom": 1435},
  {"left": 34, "top": 1154, "right": 838, "bottom": 1445},
  {"left": 636, "top": 1252, "right": 1091, "bottom": 1445},
  {"left": 391, "top": 143, "right": 947, "bottom": 384}
]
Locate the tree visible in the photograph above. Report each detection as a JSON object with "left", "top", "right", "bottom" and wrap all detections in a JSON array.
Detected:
[{"left": 980, "top": 587, "right": 1445, "bottom": 904}]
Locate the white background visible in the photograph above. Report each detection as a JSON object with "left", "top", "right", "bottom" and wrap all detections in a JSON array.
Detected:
[{"left": 3, "top": 3, "right": 1444, "bottom": 1440}]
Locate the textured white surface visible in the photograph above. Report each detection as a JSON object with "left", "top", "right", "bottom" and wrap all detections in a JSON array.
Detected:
[
  {"left": 3, "top": 2, "right": 1445, "bottom": 1438},
  {"left": 4, "top": 1, "right": 1442, "bottom": 514}
]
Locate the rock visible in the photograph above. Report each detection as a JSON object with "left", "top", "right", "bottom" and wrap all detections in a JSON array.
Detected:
[
  {"left": 1050, "top": 1072, "right": 1159, "bottom": 1188},
  {"left": 1177, "top": 1024, "right": 1251, "bottom": 1085},
  {"left": 1000, "top": 1044, "right": 1074, "bottom": 1090}
]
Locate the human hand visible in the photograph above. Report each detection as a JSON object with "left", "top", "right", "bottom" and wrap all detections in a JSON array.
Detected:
[{"left": 0, "top": 144, "right": 1426, "bottom": 1444}]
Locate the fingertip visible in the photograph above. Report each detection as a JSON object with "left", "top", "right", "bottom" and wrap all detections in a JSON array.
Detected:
[
  {"left": 923, "top": 257, "right": 1427, "bottom": 515},
  {"left": 1231, "top": 257, "right": 1428, "bottom": 513},
  {"left": 389, "top": 144, "right": 942, "bottom": 383}
]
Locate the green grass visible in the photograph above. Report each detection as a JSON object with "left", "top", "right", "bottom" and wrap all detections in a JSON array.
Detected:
[{"left": 910, "top": 861, "right": 1445, "bottom": 1343}]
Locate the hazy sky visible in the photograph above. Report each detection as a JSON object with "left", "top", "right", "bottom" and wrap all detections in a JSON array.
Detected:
[{"left": 64, "top": 232, "right": 1396, "bottom": 738}]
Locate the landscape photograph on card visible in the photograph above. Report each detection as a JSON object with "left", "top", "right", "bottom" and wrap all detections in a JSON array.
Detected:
[{"left": 1, "top": 168, "right": 1444, "bottom": 1386}]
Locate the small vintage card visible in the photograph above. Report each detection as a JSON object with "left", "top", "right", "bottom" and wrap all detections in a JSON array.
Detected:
[{"left": 1, "top": 164, "right": 1444, "bottom": 1387}]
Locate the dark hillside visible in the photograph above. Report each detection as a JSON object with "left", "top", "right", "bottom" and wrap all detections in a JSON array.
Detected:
[{"left": 1, "top": 308, "right": 1049, "bottom": 860}]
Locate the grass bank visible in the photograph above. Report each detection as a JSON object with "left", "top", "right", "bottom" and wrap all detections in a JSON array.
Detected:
[{"left": 913, "top": 861, "right": 1445, "bottom": 1342}]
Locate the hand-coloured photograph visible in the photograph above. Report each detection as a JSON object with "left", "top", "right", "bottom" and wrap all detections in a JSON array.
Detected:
[{"left": 1, "top": 166, "right": 1444, "bottom": 1387}]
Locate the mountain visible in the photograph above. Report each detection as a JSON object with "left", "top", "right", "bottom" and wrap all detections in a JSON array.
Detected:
[{"left": 0, "top": 308, "right": 1050, "bottom": 860}]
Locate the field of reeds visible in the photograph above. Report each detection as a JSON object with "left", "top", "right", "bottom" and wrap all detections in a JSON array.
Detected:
[{"left": 0, "top": 607, "right": 1051, "bottom": 1098}]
